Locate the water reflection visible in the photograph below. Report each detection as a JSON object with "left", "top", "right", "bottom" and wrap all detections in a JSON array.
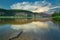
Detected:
[{"left": 0, "top": 21, "right": 60, "bottom": 40}]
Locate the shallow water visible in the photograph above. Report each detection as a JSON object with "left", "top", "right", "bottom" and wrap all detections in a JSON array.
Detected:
[{"left": 0, "top": 20, "right": 60, "bottom": 40}]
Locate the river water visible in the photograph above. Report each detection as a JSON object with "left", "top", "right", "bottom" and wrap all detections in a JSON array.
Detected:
[{"left": 0, "top": 20, "right": 60, "bottom": 40}]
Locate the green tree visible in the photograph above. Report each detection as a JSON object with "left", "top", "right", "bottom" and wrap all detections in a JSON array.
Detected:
[{"left": 52, "top": 12, "right": 60, "bottom": 21}]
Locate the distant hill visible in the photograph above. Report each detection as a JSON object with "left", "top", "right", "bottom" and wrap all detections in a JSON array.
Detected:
[
  {"left": 0, "top": 8, "right": 33, "bottom": 16},
  {"left": 0, "top": 8, "right": 51, "bottom": 18}
]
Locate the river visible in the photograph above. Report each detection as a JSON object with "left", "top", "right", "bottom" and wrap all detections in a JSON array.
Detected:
[{"left": 0, "top": 20, "right": 60, "bottom": 40}]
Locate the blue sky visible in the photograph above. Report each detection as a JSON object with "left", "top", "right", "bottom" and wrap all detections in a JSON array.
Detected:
[{"left": 0, "top": 0, "right": 60, "bottom": 9}]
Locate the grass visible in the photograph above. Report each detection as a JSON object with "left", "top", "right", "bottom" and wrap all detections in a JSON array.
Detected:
[
  {"left": 51, "top": 16, "right": 60, "bottom": 21},
  {"left": 51, "top": 16, "right": 60, "bottom": 24},
  {"left": 0, "top": 16, "right": 32, "bottom": 18}
]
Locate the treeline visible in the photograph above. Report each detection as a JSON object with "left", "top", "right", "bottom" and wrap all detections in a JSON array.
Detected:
[
  {"left": 0, "top": 8, "right": 32, "bottom": 16},
  {"left": 52, "top": 12, "right": 60, "bottom": 21}
]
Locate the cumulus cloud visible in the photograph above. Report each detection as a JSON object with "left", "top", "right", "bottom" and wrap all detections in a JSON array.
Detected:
[
  {"left": 10, "top": 0, "right": 60, "bottom": 13},
  {"left": 50, "top": 6, "right": 60, "bottom": 10}
]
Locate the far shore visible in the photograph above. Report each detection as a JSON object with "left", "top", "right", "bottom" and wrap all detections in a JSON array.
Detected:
[{"left": 0, "top": 18, "right": 51, "bottom": 24}]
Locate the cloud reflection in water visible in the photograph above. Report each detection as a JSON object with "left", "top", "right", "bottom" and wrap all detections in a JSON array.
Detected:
[{"left": 10, "top": 21, "right": 60, "bottom": 40}]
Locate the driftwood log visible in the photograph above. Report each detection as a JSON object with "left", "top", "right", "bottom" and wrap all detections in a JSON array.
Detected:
[{"left": 9, "top": 31, "right": 23, "bottom": 40}]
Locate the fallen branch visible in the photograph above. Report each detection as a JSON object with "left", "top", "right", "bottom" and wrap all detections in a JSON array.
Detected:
[{"left": 9, "top": 31, "right": 23, "bottom": 40}]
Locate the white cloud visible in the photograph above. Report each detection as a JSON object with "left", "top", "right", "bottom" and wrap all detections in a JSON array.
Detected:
[
  {"left": 50, "top": 6, "right": 60, "bottom": 10},
  {"left": 10, "top": 1, "right": 60, "bottom": 13}
]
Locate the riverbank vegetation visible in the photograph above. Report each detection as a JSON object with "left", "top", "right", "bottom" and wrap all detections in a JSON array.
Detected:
[
  {"left": 52, "top": 12, "right": 60, "bottom": 24},
  {"left": 52, "top": 12, "right": 60, "bottom": 21}
]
